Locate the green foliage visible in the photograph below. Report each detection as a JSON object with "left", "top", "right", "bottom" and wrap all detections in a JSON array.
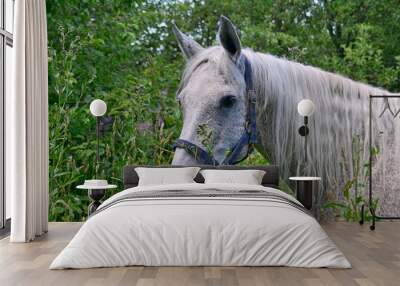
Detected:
[
  {"left": 47, "top": 0, "right": 400, "bottom": 221},
  {"left": 196, "top": 122, "right": 214, "bottom": 156},
  {"left": 325, "top": 136, "right": 379, "bottom": 222}
]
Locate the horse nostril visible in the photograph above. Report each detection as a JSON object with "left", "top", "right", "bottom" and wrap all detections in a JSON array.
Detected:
[{"left": 219, "top": 95, "right": 236, "bottom": 109}]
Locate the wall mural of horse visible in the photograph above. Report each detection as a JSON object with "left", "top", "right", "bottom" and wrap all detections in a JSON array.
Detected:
[{"left": 171, "top": 15, "right": 400, "bottom": 217}]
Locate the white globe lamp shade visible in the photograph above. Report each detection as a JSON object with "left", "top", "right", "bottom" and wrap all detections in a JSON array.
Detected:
[
  {"left": 90, "top": 99, "right": 107, "bottom": 117},
  {"left": 297, "top": 99, "right": 315, "bottom": 117}
]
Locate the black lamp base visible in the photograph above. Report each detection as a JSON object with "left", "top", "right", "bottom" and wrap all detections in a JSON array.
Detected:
[
  {"left": 298, "top": 115, "right": 309, "bottom": 163},
  {"left": 298, "top": 126, "right": 309, "bottom": 136},
  {"left": 298, "top": 115, "right": 309, "bottom": 136}
]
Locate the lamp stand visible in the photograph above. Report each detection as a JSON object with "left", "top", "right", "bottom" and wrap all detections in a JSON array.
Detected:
[
  {"left": 96, "top": 116, "right": 100, "bottom": 179},
  {"left": 304, "top": 116, "right": 308, "bottom": 163},
  {"left": 298, "top": 116, "right": 309, "bottom": 164}
]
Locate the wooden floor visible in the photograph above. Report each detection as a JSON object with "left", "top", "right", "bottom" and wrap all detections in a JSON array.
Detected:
[{"left": 0, "top": 222, "right": 399, "bottom": 286}]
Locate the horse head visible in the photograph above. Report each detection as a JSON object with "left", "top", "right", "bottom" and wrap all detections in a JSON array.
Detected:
[{"left": 172, "top": 16, "right": 254, "bottom": 165}]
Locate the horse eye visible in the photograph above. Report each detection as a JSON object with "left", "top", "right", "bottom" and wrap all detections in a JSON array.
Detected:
[{"left": 219, "top": 95, "right": 236, "bottom": 108}]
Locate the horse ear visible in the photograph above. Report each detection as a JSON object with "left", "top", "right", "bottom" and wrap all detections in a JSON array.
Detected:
[
  {"left": 172, "top": 23, "right": 203, "bottom": 60},
  {"left": 218, "top": 15, "right": 241, "bottom": 63}
]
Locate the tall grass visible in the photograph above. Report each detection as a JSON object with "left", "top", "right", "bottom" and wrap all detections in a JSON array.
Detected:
[{"left": 48, "top": 26, "right": 182, "bottom": 221}]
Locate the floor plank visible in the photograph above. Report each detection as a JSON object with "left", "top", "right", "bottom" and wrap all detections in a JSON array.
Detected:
[{"left": 0, "top": 222, "right": 399, "bottom": 286}]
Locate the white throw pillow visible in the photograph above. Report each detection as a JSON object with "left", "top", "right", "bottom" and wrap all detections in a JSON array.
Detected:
[
  {"left": 200, "top": 169, "right": 266, "bottom": 185},
  {"left": 135, "top": 167, "right": 200, "bottom": 186}
]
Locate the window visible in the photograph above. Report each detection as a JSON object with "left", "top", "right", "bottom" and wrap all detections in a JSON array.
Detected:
[{"left": 1, "top": 0, "right": 14, "bottom": 232}]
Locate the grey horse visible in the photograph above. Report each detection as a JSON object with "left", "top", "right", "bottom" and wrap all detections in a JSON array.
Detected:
[{"left": 172, "top": 16, "right": 400, "bottom": 217}]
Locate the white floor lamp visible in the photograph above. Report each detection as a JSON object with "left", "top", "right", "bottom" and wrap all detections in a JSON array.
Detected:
[
  {"left": 89, "top": 99, "right": 107, "bottom": 178},
  {"left": 297, "top": 99, "right": 315, "bottom": 164},
  {"left": 77, "top": 99, "right": 116, "bottom": 216}
]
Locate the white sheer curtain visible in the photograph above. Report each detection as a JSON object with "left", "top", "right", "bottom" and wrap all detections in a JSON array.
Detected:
[{"left": 8, "top": 0, "right": 49, "bottom": 242}]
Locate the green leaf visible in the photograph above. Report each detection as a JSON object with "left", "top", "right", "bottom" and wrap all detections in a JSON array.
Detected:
[{"left": 324, "top": 202, "right": 346, "bottom": 209}]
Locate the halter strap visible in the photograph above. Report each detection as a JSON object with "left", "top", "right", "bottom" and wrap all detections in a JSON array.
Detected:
[
  {"left": 173, "top": 55, "right": 257, "bottom": 165},
  {"left": 173, "top": 139, "right": 219, "bottom": 165}
]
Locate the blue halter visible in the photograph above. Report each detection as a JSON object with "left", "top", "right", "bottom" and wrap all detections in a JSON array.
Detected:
[{"left": 173, "top": 56, "right": 257, "bottom": 165}]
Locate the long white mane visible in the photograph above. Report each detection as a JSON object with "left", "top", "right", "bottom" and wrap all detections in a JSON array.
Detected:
[
  {"left": 244, "top": 49, "right": 400, "bottom": 215},
  {"left": 177, "top": 42, "right": 400, "bottom": 216},
  {"left": 173, "top": 15, "right": 400, "bottom": 216}
]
